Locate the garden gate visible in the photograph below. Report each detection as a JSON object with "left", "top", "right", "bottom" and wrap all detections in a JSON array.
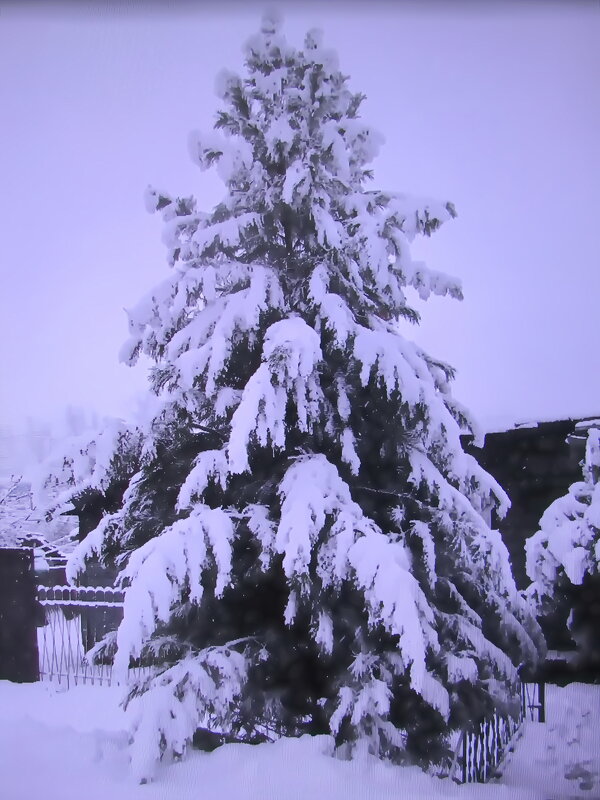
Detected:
[
  {"left": 37, "top": 584, "right": 125, "bottom": 687},
  {"left": 36, "top": 584, "right": 154, "bottom": 687}
]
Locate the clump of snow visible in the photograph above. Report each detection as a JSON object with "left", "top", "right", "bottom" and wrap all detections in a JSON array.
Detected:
[
  {"left": 126, "top": 648, "right": 247, "bottom": 782},
  {"left": 31, "top": 417, "right": 142, "bottom": 520},
  {"left": 176, "top": 449, "right": 228, "bottom": 511}
]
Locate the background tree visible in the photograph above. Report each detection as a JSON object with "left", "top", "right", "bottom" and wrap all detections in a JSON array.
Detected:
[
  {"left": 526, "top": 427, "right": 600, "bottom": 669},
  {"left": 0, "top": 474, "right": 33, "bottom": 547},
  {"left": 33, "top": 417, "right": 142, "bottom": 557},
  {"left": 66, "top": 13, "right": 544, "bottom": 782}
]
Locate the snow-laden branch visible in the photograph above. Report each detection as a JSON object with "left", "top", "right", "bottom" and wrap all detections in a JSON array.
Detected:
[
  {"left": 127, "top": 647, "right": 247, "bottom": 782},
  {"left": 228, "top": 318, "right": 323, "bottom": 473},
  {"left": 114, "top": 506, "right": 235, "bottom": 674}
]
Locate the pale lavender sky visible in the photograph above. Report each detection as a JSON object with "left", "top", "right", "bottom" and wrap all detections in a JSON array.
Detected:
[{"left": 1, "top": 1, "right": 599, "bottom": 435}]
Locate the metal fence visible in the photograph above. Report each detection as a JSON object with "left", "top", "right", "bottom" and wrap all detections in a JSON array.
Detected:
[
  {"left": 37, "top": 584, "right": 150, "bottom": 688},
  {"left": 453, "top": 681, "right": 545, "bottom": 784},
  {"left": 459, "top": 710, "right": 522, "bottom": 783},
  {"left": 521, "top": 679, "right": 545, "bottom": 723}
]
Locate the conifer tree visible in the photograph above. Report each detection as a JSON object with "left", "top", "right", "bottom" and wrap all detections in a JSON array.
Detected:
[{"left": 66, "top": 13, "right": 544, "bottom": 781}]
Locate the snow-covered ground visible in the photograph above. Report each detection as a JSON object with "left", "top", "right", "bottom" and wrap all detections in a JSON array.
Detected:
[
  {"left": 0, "top": 680, "right": 598, "bottom": 799},
  {"left": 501, "top": 683, "right": 600, "bottom": 799}
]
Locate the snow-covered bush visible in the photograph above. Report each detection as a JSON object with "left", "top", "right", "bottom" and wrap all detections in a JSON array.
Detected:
[
  {"left": 64, "top": 12, "right": 543, "bottom": 781},
  {"left": 525, "top": 427, "right": 600, "bottom": 657}
]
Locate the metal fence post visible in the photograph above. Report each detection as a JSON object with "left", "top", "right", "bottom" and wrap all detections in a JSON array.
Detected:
[{"left": 538, "top": 681, "right": 545, "bottom": 723}]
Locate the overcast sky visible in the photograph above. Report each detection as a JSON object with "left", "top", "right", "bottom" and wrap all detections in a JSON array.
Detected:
[{"left": 1, "top": 0, "right": 598, "bottom": 436}]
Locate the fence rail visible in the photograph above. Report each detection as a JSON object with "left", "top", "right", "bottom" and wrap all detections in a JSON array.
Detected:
[{"left": 38, "top": 585, "right": 125, "bottom": 606}]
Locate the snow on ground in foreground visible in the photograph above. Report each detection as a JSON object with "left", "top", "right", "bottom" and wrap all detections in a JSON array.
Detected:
[
  {"left": 502, "top": 683, "right": 600, "bottom": 799},
  {"left": 0, "top": 680, "right": 598, "bottom": 800}
]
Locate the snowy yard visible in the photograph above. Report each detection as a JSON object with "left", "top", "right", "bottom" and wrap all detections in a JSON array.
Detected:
[{"left": 1, "top": 679, "right": 598, "bottom": 800}]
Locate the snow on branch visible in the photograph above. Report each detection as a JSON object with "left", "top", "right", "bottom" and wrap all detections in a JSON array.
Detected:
[
  {"left": 245, "top": 503, "right": 277, "bottom": 568},
  {"left": 353, "top": 326, "right": 423, "bottom": 405},
  {"left": 308, "top": 264, "right": 355, "bottom": 348},
  {"left": 192, "top": 212, "right": 260, "bottom": 257},
  {"left": 409, "top": 453, "right": 518, "bottom": 612},
  {"left": 120, "top": 269, "right": 207, "bottom": 367},
  {"left": 177, "top": 449, "right": 229, "bottom": 511},
  {"left": 274, "top": 455, "right": 441, "bottom": 698},
  {"left": 65, "top": 510, "right": 121, "bottom": 584},
  {"left": 127, "top": 647, "right": 247, "bottom": 782},
  {"left": 228, "top": 318, "right": 323, "bottom": 473},
  {"left": 275, "top": 454, "right": 374, "bottom": 581},
  {"left": 114, "top": 506, "right": 235, "bottom": 674},
  {"left": 347, "top": 532, "right": 438, "bottom": 694},
  {"left": 187, "top": 129, "right": 253, "bottom": 184},
  {"left": 172, "top": 265, "right": 284, "bottom": 396}
]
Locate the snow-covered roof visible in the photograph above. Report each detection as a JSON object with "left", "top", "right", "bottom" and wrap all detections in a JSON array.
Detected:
[{"left": 482, "top": 414, "right": 600, "bottom": 437}]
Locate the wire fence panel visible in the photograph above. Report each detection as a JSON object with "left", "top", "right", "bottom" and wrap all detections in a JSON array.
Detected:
[
  {"left": 452, "top": 681, "right": 545, "bottom": 784},
  {"left": 37, "top": 585, "right": 151, "bottom": 688},
  {"left": 37, "top": 606, "right": 113, "bottom": 687},
  {"left": 460, "top": 712, "right": 522, "bottom": 783}
]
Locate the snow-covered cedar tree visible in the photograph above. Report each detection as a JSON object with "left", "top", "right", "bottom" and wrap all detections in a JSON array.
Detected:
[
  {"left": 65, "top": 12, "right": 544, "bottom": 782},
  {"left": 525, "top": 428, "right": 600, "bottom": 664},
  {"left": 32, "top": 417, "right": 142, "bottom": 557}
]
